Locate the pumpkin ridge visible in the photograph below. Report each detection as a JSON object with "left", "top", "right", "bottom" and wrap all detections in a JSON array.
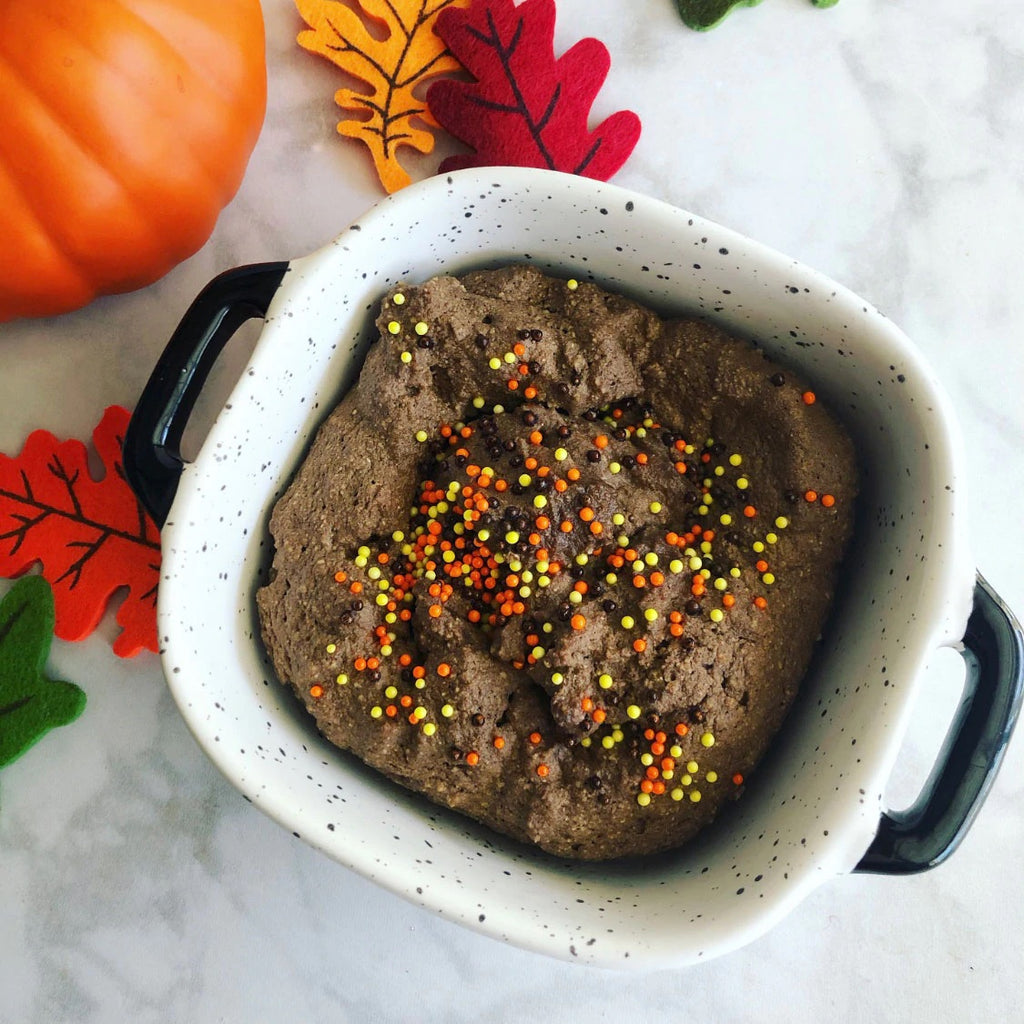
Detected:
[{"left": 0, "top": 39, "right": 194, "bottom": 282}]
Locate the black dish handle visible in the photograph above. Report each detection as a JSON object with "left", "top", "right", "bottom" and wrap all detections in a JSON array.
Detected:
[
  {"left": 855, "top": 574, "right": 1023, "bottom": 874},
  {"left": 123, "top": 262, "right": 289, "bottom": 527}
]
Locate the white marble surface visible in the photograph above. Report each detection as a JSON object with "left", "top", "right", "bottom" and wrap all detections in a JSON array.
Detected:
[{"left": 1, "top": 0, "right": 1022, "bottom": 1020}]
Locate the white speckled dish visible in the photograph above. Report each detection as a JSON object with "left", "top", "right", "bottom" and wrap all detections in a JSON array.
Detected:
[{"left": 151, "top": 168, "right": 977, "bottom": 968}]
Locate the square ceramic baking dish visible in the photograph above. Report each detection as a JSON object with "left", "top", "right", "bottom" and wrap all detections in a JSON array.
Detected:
[{"left": 124, "top": 168, "right": 1022, "bottom": 969}]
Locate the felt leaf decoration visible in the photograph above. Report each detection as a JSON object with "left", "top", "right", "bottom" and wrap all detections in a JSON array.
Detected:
[
  {"left": 674, "top": 0, "right": 837, "bottom": 32},
  {"left": 295, "top": 0, "right": 471, "bottom": 193},
  {"left": 428, "top": 0, "right": 640, "bottom": 180},
  {"left": 0, "top": 407, "right": 161, "bottom": 658},
  {"left": 0, "top": 576, "right": 86, "bottom": 769}
]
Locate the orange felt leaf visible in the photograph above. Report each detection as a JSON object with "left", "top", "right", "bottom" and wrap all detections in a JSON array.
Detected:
[
  {"left": 0, "top": 407, "right": 161, "bottom": 658},
  {"left": 295, "top": 0, "right": 471, "bottom": 193}
]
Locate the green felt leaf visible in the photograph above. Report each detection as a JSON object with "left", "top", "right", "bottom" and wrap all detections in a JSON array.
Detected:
[
  {"left": 0, "top": 576, "right": 86, "bottom": 767},
  {"left": 674, "top": 0, "right": 838, "bottom": 30}
]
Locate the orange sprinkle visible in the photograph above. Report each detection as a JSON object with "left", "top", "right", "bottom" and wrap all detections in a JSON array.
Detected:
[
  {"left": 567, "top": 467, "right": 581, "bottom": 482},
  {"left": 465, "top": 751, "right": 480, "bottom": 766},
  {"left": 669, "top": 623, "right": 685, "bottom": 637},
  {"left": 507, "top": 379, "right": 519, "bottom": 391},
  {"left": 802, "top": 391, "right": 816, "bottom": 405},
  {"left": 400, "top": 694, "right": 413, "bottom": 708},
  {"left": 437, "top": 663, "right": 452, "bottom": 677},
  {"left": 524, "top": 387, "right": 538, "bottom": 399},
  {"left": 665, "top": 532, "right": 679, "bottom": 546},
  {"left": 428, "top": 604, "right": 442, "bottom": 618},
  {"left": 633, "top": 638, "right": 647, "bottom": 653},
  {"left": 354, "top": 657, "right": 367, "bottom": 671},
  {"left": 310, "top": 685, "right": 323, "bottom": 698},
  {"left": 399, "top": 653, "right": 413, "bottom": 666},
  {"left": 513, "top": 342, "right": 526, "bottom": 357},
  {"left": 645, "top": 766, "right": 660, "bottom": 781},
  {"left": 535, "top": 515, "right": 551, "bottom": 531},
  {"left": 494, "top": 479, "right": 508, "bottom": 492},
  {"left": 640, "top": 779, "right": 654, "bottom": 794},
  {"left": 675, "top": 722, "right": 689, "bottom": 737},
  {"left": 367, "top": 657, "right": 380, "bottom": 670},
  {"left": 650, "top": 742, "right": 665, "bottom": 756},
  {"left": 652, "top": 781, "right": 666, "bottom": 795},
  {"left": 581, "top": 698, "right": 595, "bottom": 712},
  {"left": 633, "top": 574, "right": 647, "bottom": 589},
  {"left": 554, "top": 478, "right": 568, "bottom": 493},
  {"left": 592, "top": 708, "right": 607, "bottom": 725},
  {"left": 560, "top": 520, "right": 574, "bottom": 533},
  {"left": 412, "top": 665, "right": 426, "bottom": 679},
  {"left": 385, "top": 705, "right": 398, "bottom": 717},
  {"left": 529, "top": 731, "right": 543, "bottom": 745},
  {"left": 722, "top": 594, "right": 736, "bottom": 608},
  {"left": 593, "top": 434, "right": 609, "bottom": 449},
  {"left": 804, "top": 490, "right": 818, "bottom": 503},
  {"left": 334, "top": 570, "right": 348, "bottom": 583},
  {"left": 743, "top": 506, "right": 757, "bottom": 518},
  {"left": 536, "top": 764, "right": 550, "bottom": 778},
  {"left": 493, "top": 736, "right": 505, "bottom": 750},
  {"left": 467, "top": 609, "right": 481, "bottom": 623},
  {"left": 649, "top": 571, "right": 665, "bottom": 587},
  {"left": 518, "top": 363, "right": 530, "bottom": 376},
  {"left": 579, "top": 506, "right": 595, "bottom": 522},
  {"left": 589, "top": 521, "right": 604, "bottom": 536},
  {"left": 349, "top": 581, "right": 363, "bottom": 595},
  {"left": 756, "top": 559, "right": 769, "bottom": 573},
  {"left": 643, "top": 728, "right": 655, "bottom": 741},
  {"left": 570, "top": 613, "right": 587, "bottom": 631},
  {"left": 732, "top": 773, "right": 745, "bottom": 786},
  {"left": 635, "top": 453, "right": 648, "bottom": 465},
  {"left": 821, "top": 493, "right": 836, "bottom": 508},
  {"left": 674, "top": 461, "right": 687, "bottom": 474},
  {"left": 528, "top": 430, "right": 543, "bottom": 445},
  {"left": 754, "top": 596, "right": 768, "bottom": 610}
]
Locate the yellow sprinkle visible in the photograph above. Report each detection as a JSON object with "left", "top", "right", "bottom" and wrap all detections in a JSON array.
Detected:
[
  {"left": 669, "top": 559, "right": 684, "bottom": 574},
  {"left": 336, "top": 673, "right": 348, "bottom": 685},
  {"left": 612, "top": 728, "right": 624, "bottom": 743},
  {"left": 554, "top": 447, "right": 568, "bottom": 461},
  {"left": 518, "top": 474, "right": 532, "bottom": 486},
  {"left": 719, "top": 513, "right": 733, "bottom": 526},
  {"left": 686, "top": 761, "right": 699, "bottom": 773},
  {"left": 533, "top": 495, "right": 548, "bottom": 509},
  {"left": 567, "top": 279, "right": 579, "bottom": 290},
  {"left": 605, "top": 572, "right": 618, "bottom": 585},
  {"left": 441, "top": 704, "right": 454, "bottom": 718},
  {"left": 387, "top": 321, "right": 401, "bottom": 335},
  {"left": 714, "top": 466, "right": 725, "bottom": 477},
  {"left": 709, "top": 608, "right": 724, "bottom": 623},
  {"left": 752, "top": 541, "right": 765, "bottom": 553},
  {"left": 414, "top": 321, "right": 429, "bottom": 335},
  {"left": 649, "top": 501, "right": 663, "bottom": 514},
  {"left": 551, "top": 672, "right": 564, "bottom": 686},
  {"left": 701, "top": 732, "right": 715, "bottom": 748},
  {"left": 357, "top": 545, "right": 371, "bottom": 558},
  {"left": 762, "top": 572, "right": 776, "bottom": 585},
  {"left": 637, "top": 792, "right": 652, "bottom": 807},
  {"left": 385, "top": 685, "right": 399, "bottom": 700},
  {"left": 688, "top": 556, "right": 703, "bottom": 571},
  {"left": 609, "top": 461, "right": 622, "bottom": 474},
  {"left": 775, "top": 516, "right": 789, "bottom": 529},
  {"left": 706, "top": 771, "right": 718, "bottom": 783},
  {"left": 370, "top": 706, "right": 383, "bottom": 719},
  {"left": 714, "top": 577, "right": 728, "bottom": 591},
  {"left": 598, "top": 673, "right": 614, "bottom": 689},
  {"left": 644, "top": 608, "right": 658, "bottom": 622},
  {"left": 400, "top": 350, "right": 412, "bottom": 364},
  {"left": 413, "top": 706, "right": 427, "bottom": 721},
  {"left": 568, "top": 591, "right": 583, "bottom": 605},
  {"left": 602, "top": 735, "right": 615, "bottom": 750},
  {"left": 326, "top": 643, "right": 337, "bottom": 654},
  {"left": 736, "top": 477, "right": 749, "bottom": 489},
  {"left": 620, "top": 615, "right": 635, "bottom": 629},
  {"left": 644, "top": 552, "right": 659, "bottom": 566},
  {"left": 503, "top": 351, "right": 517, "bottom": 364},
  {"left": 729, "top": 454, "right": 742, "bottom": 466},
  {"left": 422, "top": 723, "right": 436, "bottom": 737},
  {"left": 730, "top": 567, "right": 741, "bottom": 578},
  {"left": 380, "top": 645, "right": 392, "bottom": 657},
  {"left": 392, "top": 292, "right": 405, "bottom": 305},
  {"left": 626, "top": 705, "right": 642, "bottom": 719},
  {"left": 581, "top": 736, "right": 592, "bottom": 748},
  {"left": 689, "top": 790, "right": 702, "bottom": 803},
  {"left": 681, "top": 774, "right": 693, "bottom": 786},
  {"left": 671, "top": 788, "right": 685, "bottom": 802},
  {"left": 766, "top": 532, "right": 779, "bottom": 544},
  {"left": 532, "top": 646, "right": 545, "bottom": 659},
  {"left": 669, "top": 745, "right": 682, "bottom": 758},
  {"left": 472, "top": 396, "right": 485, "bottom": 409},
  {"left": 488, "top": 357, "right": 502, "bottom": 370},
  {"left": 640, "top": 753, "right": 654, "bottom": 767},
  {"left": 612, "top": 513, "right": 625, "bottom": 526}
]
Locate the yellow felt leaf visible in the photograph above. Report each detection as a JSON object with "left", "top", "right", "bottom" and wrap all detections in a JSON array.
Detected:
[{"left": 295, "top": 0, "right": 470, "bottom": 193}]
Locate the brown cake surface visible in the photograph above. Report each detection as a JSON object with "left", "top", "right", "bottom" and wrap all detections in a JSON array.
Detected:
[{"left": 256, "top": 266, "right": 857, "bottom": 860}]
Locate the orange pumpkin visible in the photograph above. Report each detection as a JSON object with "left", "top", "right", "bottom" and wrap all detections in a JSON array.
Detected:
[{"left": 0, "top": 0, "right": 267, "bottom": 322}]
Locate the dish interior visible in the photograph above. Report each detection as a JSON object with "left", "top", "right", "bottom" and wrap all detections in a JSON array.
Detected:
[{"left": 158, "top": 169, "right": 973, "bottom": 968}]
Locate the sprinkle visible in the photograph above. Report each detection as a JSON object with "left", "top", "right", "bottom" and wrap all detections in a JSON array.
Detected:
[
  {"left": 701, "top": 732, "right": 715, "bottom": 748},
  {"left": 762, "top": 572, "right": 776, "bottom": 585},
  {"left": 620, "top": 615, "right": 635, "bottom": 629},
  {"left": 670, "top": 788, "right": 684, "bottom": 802},
  {"left": 488, "top": 357, "right": 502, "bottom": 370},
  {"left": 310, "top": 685, "right": 323, "bottom": 698},
  {"left": 637, "top": 792, "right": 652, "bottom": 807},
  {"left": 370, "top": 706, "right": 383, "bottom": 719},
  {"left": 400, "top": 350, "right": 412, "bottom": 364},
  {"left": 736, "top": 477, "right": 749, "bottom": 490},
  {"left": 732, "top": 773, "right": 745, "bottom": 786},
  {"left": 554, "top": 447, "right": 568, "bottom": 461},
  {"left": 754, "top": 596, "right": 768, "bottom": 610},
  {"left": 336, "top": 673, "right": 348, "bottom": 685},
  {"left": 729, "top": 454, "right": 742, "bottom": 466},
  {"left": 802, "top": 391, "right": 816, "bottom": 405},
  {"left": 392, "top": 292, "right": 405, "bottom": 305},
  {"left": 437, "top": 663, "right": 452, "bottom": 677},
  {"left": 610, "top": 461, "right": 622, "bottom": 474},
  {"left": 804, "top": 490, "right": 818, "bottom": 502},
  {"left": 465, "top": 751, "right": 480, "bottom": 766},
  {"left": 536, "top": 764, "right": 550, "bottom": 778},
  {"left": 598, "top": 673, "right": 614, "bottom": 690},
  {"left": 706, "top": 771, "right": 718, "bottom": 783},
  {"left": 626, "top": 704, "right": 642, "bottom": 719},
  {"left": 387, "top": 321, "right": 401, "bottom": 335},
  {"left": 821, "top": 493, "right": 836, "bottom": 508},
  {"left": 567, "top": 279, "right": 579, "bottom": 290},
  {"left": 719, "top": 513, "right": 733, "bottom": 526},
  {"left": 709, "top": 608, "right": 724, "bottom": 623},
  {"left": 689, "top": 790, "right": 702, "bottom": 803},
  {"left": 593, "top": 434, "right": 610, "bottom": 449},
  {"left": 775, "top": 516, "right": 789, "bottom": 529},
  {"left": 550, "top": 672, "right": 564, "bottom": 686},
  {"left": 414, "top": 321, "right": 429, "bottom": 335},
  {"left": 644, "top": 608, "right": 658, "bottom": 622},
  {"left": 570, "top": 613, "right": 587, "bottom": 631},
  {"left": 669, "top": 559, "right": 684, "bottom": 574},
  {"left": 441, "top": 704, "right": 454, "bottom": 718},
  {"left": 422, "top": 723, "right": 436, "bottom": 736}
]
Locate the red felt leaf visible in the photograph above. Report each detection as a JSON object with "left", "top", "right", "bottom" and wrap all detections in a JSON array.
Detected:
[
  {"left": 428, "top": 0, "right": 640, "bottom": 179},
  {"left": 0, "top": 406, "right": 160, "bottom": 658}
]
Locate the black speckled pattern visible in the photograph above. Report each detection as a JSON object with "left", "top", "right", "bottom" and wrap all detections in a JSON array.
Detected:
[{"left": 155, "top": 167, "right": 973, "bottom": 970}]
